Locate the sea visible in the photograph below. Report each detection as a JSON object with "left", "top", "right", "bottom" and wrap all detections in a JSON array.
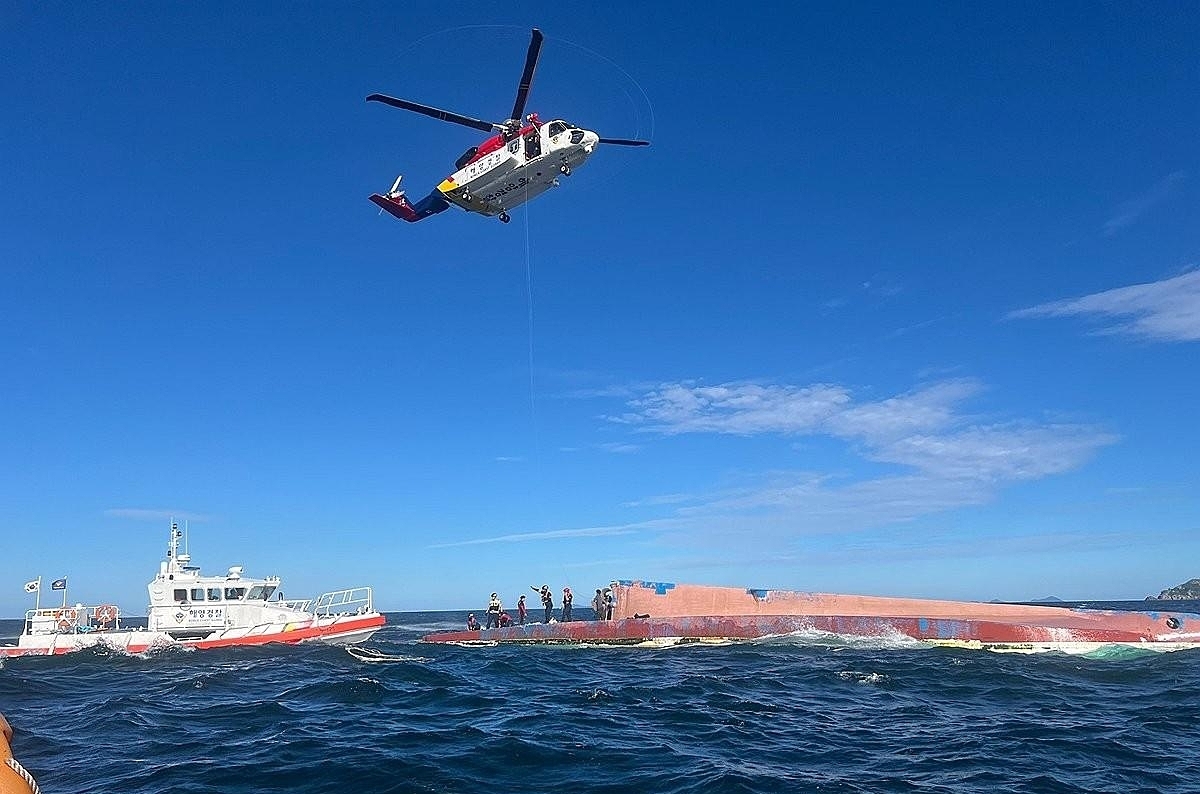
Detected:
[{"left": 3, "top": 603, "right": 1199, "bottom": 794}]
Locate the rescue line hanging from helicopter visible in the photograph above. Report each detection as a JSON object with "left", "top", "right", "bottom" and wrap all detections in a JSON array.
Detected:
[{"left": 367, "top": 28, "right": 649, "bottom": 224}]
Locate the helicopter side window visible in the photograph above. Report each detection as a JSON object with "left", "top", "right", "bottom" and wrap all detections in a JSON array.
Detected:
[
  {"left": 547, "top": 121, "right": 568, "bottom": 138},
  {"left": 508, "top": 139, "right": 520, "bottom": 154},
  {"left": 524, "top": 130, "right": 541, "bottom": 160}
]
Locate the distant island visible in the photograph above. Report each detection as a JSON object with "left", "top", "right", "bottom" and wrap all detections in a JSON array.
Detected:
[{"left": 1152, "top": 578, "right": 1200, "bottom": 600}]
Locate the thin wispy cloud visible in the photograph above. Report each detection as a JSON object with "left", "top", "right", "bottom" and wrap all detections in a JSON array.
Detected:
[
  {"left": 105, "top": 508, "right": 209, "bottom": 522},
  {"left": 605, "top": 378, "right": 1115, "bottom": 544},
  {"left": 440, "top": 378, "right": 1115, "bottom": 558},
  {"left": 427, "top": 523, "right": 648, "bottom": 548},
  {"left": 1010, "top": 269, "right": 1200, "bottom": 342},
  {"left": 1103, "top": 171, "right": 1186, "bottom": 236}
]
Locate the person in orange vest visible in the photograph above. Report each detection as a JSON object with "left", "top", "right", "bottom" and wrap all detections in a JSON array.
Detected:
[{"left": 0, "top": 713, "right": 41, "bottom": 794}]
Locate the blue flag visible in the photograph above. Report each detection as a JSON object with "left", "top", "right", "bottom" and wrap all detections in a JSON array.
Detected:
[{"left": 51, "top": 578, "right": 67, "bottom": 591}]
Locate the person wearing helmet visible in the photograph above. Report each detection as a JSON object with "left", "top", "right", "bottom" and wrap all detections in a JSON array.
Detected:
[{"left": 562, "top": 587, "right": 574, "bottom": 622}]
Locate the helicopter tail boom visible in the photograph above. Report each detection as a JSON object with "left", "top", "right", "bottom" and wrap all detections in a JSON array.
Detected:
[{"left": 369, "top": 190, "right": 450, "bottom": 223}]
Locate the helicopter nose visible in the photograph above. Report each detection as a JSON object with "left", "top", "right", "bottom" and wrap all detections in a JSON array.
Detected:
[{"left": 581, "top": 130, "right": 599, "bottom": 152}]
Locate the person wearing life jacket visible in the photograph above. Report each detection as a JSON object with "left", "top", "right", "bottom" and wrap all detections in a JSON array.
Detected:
[
  {"left": 592, "top": 589, "right": 605, "bottom": 620},
  {"left": 485, "top": 593, "right": 502, "bottom": 629},
  {"left": 517, "top": 594, "right": 528, "bottom": 625},
  {"left": 561, "top": 587, "right": 574, "bottom": 622},
  {"left": 531, "top": 584, "right": 554, "bottom": 623},
  {"left": 0, "top": 713, "right": 41, "bottom": 794},
  {"left": 467, "top": 614, "right": 480, "bottom": 631}
]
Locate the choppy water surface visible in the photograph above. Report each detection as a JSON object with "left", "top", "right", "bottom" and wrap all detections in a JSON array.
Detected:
[{"left": 3, "top": 611, "right": 1199, "bottom": 793}]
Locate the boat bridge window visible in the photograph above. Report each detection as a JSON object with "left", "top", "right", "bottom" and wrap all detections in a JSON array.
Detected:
[
  {"left": 224, "top": 587, "right": 246, "bottom": 601},
  {"left": 191, "top": 588, "right": 205, "bottom": 601},
  {"left": 247, "top": 584, "right": 277, "bottom": 601},
  {"left": 207, "top": 588, "right": 222, "bottom": 602},
  {"left": 173, "top": 589, "right": 188, "bottom": 603}
]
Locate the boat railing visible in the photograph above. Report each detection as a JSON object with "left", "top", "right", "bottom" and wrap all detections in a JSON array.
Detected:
[
  {"left": 23, "top": 604, "right": 123, "bottom": 635},
  {"left": 311, "top": 587, "right": 374, "bottom": 617},
  {"left": 279, "top": 598, "right": 314, "bottom": 612}
]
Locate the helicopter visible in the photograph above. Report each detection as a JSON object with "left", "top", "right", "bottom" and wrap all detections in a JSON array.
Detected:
[{"left": 367, "top": 28, "right": 649, "bottom": 224}]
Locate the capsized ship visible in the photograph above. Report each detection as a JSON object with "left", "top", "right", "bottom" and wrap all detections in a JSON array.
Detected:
[
  {"left": 1, "top": 523, "right": 385, "bottom": 658},
  {"left": 424, "top": 580, "right": 1200, "bottom": 654}
]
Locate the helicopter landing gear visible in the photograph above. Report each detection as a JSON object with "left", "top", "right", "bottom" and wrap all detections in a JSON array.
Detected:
[
  {"left": 498, "top": 212, "right": 511, "bottom": 224},
  {"left": 559, "top": 164, "right": 572, "bottom": 176}
]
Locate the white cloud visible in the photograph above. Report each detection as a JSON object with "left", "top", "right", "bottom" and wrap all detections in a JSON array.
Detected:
[
  {"left": 428, "top": 522, "right": 649, "bottom": 548},
  {"left": 618, "top": 381, "right": 851, "bottom": 435},
  {"left": 1010, "top": 269, "right": 1200, "bottom": 342},
  {"left": 606, "top": 378, "right": 1115, "bottom": 542},
  {"left": 438, "top": 377, "right": 1116, "bottom": 558},
  {"left": 1103, "top": 171, "right": 1186, "bottom": 236}
]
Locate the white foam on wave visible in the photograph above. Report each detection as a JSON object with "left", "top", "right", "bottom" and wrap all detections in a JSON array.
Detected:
[{"left": 345, "top": 646, "right": 432, "bottom": 663}]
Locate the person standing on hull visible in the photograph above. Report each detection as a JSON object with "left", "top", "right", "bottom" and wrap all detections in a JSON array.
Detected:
[
  {"left": 517, "top": 594, "right": 528, "bottom": 625},
  {"left": 604, "top": 588, "right": 615, "bottom": 620},
  {"left": 486, "top": 593, "right": 502, "bottom": 629},
  {"left": 532, "top": 584, "right": 554, "bottom": 623},
  {"left": 592, "top": 589, "right": 605, "bottom": 620},
  {"left": 562, "top": 587, "right": 573, "bottom": 621}
]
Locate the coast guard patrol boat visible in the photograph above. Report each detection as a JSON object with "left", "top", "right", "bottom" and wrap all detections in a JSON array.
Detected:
[{"left": 1, "top": 523, "right": 385, "bottom": 658}]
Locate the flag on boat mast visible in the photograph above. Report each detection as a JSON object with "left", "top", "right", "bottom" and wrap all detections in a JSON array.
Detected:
[
  {"left": 24, "top": 577, "right": 42, "bottom": 611},
  {"left": 52, "top": 577, "right": 68, "bottom": 608}
]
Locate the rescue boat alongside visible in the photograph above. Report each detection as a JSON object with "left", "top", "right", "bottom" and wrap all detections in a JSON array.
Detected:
[
  {"left": 1, "top": 523, "right": 385, "bottom": 658},
  {"left": 424, "top": 580, "right": 1200, "bottom": 654}
]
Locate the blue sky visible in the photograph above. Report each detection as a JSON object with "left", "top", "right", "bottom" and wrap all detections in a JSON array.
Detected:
[{"left": 2, "top": 4, "right": 1198, "bottom": 616}]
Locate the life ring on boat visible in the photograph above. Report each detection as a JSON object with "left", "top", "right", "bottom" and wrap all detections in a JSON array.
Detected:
[
  {"left": 54, "top": 608, "right": 78, "bottom": 632},
  {"left": 94, "top": 604, "right": 118, "bottom": 625}
]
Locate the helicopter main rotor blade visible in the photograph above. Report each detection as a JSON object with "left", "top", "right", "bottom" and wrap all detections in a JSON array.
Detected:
[
  {"left": 598, "top": 137, "right": 651, "bottom": 146},
  {"left": 366, "top": 94, "right": 497, "bottom": 133},
  {"left": 508, "top": 28, "right": 544, "bottom": 123}
]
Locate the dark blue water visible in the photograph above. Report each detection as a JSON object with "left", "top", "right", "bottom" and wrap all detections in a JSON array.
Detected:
[{"left": 3, "top": 610, "right": 1199, "bottom": 794}]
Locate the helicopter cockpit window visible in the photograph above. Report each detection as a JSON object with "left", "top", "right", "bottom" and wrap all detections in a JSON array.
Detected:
[
  {"left": 548, "top": 121, "right": 568, "bottom": 138},
  {"left": 570, "top": 130, "right": 585, "bottom": 145}
]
